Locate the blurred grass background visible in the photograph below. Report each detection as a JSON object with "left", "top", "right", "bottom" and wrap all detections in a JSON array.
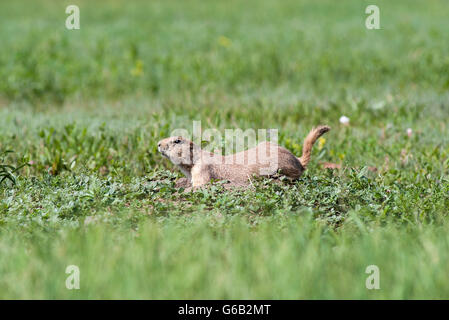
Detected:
[
  {"left": 1, "top": 0, "right": 448, "bottom": 105},
  {"left": 0, "top": 0, "right": 448, "bottom": 299}
]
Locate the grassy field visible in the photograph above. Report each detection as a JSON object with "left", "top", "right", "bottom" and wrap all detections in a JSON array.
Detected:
[{"left": 0, "top": 0, "right": 448, "bottom": 299}]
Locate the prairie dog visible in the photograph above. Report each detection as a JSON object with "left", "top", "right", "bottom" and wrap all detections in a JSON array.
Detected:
[{"left": 158, "top": 125, "right": 330, "bottom": 187}]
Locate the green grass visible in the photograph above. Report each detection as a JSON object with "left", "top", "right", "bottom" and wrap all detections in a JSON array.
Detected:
[
  {"left": 0, "top": 0, "right": 448, "bottom": 299},
  {"left": 3, "top": 217, "right": 449, "bottom": 299}
]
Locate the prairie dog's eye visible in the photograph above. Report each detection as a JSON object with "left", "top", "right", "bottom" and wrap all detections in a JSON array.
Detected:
[{"left": 174, "top": 139, "right": 182, "bottom": 144}]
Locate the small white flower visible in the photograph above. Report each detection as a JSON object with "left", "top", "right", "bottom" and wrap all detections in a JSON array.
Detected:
[
  {"left": 339, "top": 116, "right": 350, "bottom": 125},
  {"left": 407, "top": 128, "right": 413, "bottom": 138}
]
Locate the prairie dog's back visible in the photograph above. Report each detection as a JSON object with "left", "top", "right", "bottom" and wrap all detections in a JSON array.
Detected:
[
  {"left": 216, "top": 141, "right": 303, "bottom": 179},
  {"left": 222, "top": 141, "right": 280, "bottom": 166}
]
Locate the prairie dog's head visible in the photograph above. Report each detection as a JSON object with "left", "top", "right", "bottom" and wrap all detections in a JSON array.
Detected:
[{"left": 157, "top": 136, "right": 196, "bottom": 166}]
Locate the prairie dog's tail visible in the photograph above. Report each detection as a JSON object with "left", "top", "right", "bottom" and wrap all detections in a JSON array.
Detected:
[{"left": 298, "top": 125, "right": 330, "bottom": 168}]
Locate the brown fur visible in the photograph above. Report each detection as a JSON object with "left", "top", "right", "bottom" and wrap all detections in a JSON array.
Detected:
[{"left": 158, "top": 125, "right": 330, "bottom": 187}]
